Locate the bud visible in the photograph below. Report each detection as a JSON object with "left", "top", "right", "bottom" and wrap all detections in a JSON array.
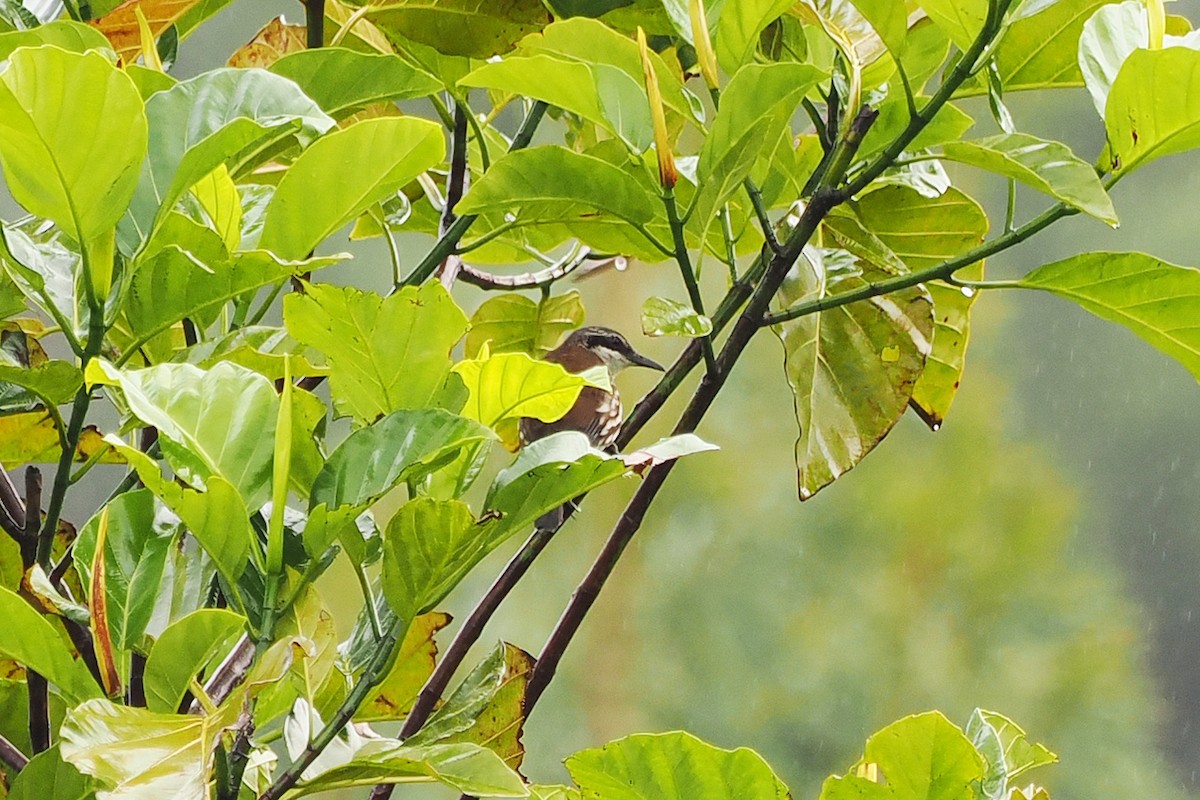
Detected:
[
  {"left": 689, "top": 0, "right": 719, "bottom": 89},
  {"left": 134, "top": 6, "right": 163, "bottom": 71},
  {"left": 637, "top": 27, "right": 678, "bottom": 190},
  {"left": 1146, "top": 0, "right": 1164, "bottom": 48}
]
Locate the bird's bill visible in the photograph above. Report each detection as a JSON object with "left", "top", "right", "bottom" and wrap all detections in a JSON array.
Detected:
[{"left": 628, "top": 351, "right": 665, "bottom": 371}]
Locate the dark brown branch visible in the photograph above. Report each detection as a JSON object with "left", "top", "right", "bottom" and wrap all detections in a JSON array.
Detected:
[
  {"left": 27, "top": 671, "right": 49, "bottom": 753},
  {"left": 402, "top": 101, "right": 548, "bottom": 287},
  {"left": 21, "top": 467, "right": 40, "bottom": 567},
  {"left": 437, "top": 102, "right": 471, "bottom": 288},
  {"left": 0, "top": 466, "right": 24, "bottom": 541},
  {"left": 304, "top": 0, "right": 324, "bottom": 49},
  {"left": 0, "top": 731, "right": 28, "bottom": 772}
]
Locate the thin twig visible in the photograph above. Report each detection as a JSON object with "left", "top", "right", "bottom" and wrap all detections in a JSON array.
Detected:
[
  {"left": 401, "top": 101, "right": 548, "bottom": 287},
  {"left": 663, "top": 191, "right": 717, "bottom": 373},
  {"left": 0, "top": 465, "right": 25, "bottom": 540},
  {"left": 437, "top": 102, "right": 471, "bottom": 288},
  {"left": 0, "top": 732, "right": 28, "bottom": 771},
  {"left": 21, "top": 467, "right": 39, "bottom": 567},
  {"left": 260, "top": 618, "right": 406, "bottom": 799}
]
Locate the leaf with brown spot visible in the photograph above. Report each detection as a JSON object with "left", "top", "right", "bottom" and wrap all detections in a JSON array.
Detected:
[
  {"left": 227, "top": 16, "right": 307, "bottom": 69},
  {"left": 0, "top": 412, "right": 125, "bottom": 465},
  {"left": 361, "top": 611, "right": 451, "bottom": 721},
  {"left": 439, "top": 642, "right": 535, "bottom": 771},
  {"left": 88, "top": 507, "right": 122, "bottom": 698},
  {"left": 90, "top": 0, "right": 206, "bottom": 65}
]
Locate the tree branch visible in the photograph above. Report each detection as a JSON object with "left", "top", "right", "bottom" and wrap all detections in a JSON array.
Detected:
[
  {"left": 0, "top": 731, "right": 28, "bottom": 771},
  {"left": 304, "top": 0, "right": 325, "bottom": 49},
  {"left": 401, "top": 101, "right": 548, "bottom": 287},
  {"left": 437, "top": 102, "right": 471, "bottom": 288},
  {"left": 21, "top": 467, "right": 39, "bottom": 568},
  {"left": 27, "top": 671, "right": 48, "bottom": 754},
  {"left": 0, "top": 465, "right": 24, "bottom": 542}
]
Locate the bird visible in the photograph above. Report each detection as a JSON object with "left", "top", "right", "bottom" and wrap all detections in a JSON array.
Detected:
[
  {"left": 520, "top": 326, "right": 664, "bottom": 529},
  {"left": 520, "top": 326, "right": 664, "bottom": 451}
]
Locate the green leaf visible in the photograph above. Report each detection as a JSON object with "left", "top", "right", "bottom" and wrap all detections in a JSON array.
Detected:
[
  {"left": 484, "top": 431, "right": 628, "bottom": 536},
  {"left": 819, "top": 712, "right": 984, "bottom": 800},
  {"left": 983, "top": 0, "right": 1112, "bottom": 93},
  {"left": 73, "top": 490, "right": 174, "bottom": 653},
  {"left": 771, "top": 247, "right": 934, "bottom": 499},
  {"left": 858, "top": 94, "right": 974, "bottom": 162},
  {"left": 310, "top": 408, "right": 495, "bottom": 511},
  {"left": 530, "top": 787, "right": 581, "bottom": 800},
  {"left": 286, "top": 740, "right": 528, "bottom": 798},
  {"left": 175, "top": 0, "right": 237, "bottom": 38},
  {"left": 916, "top": 0, "right": 987, "bottom": 50},
  {"left": 1078, "top": 0, "right": 1147, "bottom": 117},
  {"left": 456, "top": 146, "right": 659, "bottom": 226},
  {"left": 381, "top": 498, "right": 488, "bottom": 619},
  {"left": 0, "top": 20, "right": 113, "bottom": 59},
  {"left": 0, "top": 586, "right": 101, "bottom": 703},
  {"left": 0, "top": 359, "right": 82, "bottom": 412},
  {"left": 0, "top": 47, "right": 146, "bottom": 248},
  {"left": 452, "top": 350, "right": 600, "bottom": 448},
  {"left": 121, "top": 242, "right": 345, "bottom": 358},
  {"left": 641, "top": 296, "right": 713, "bottom": 338},
  {"left": 436, "top": 643, "right": 534, "bottom": 770},
  {"left": 260, "top": 117, "right": 445, "bottom": 261},
  {"left": 269, "top": 48, "right": 441, "bottom": 116},
  {"left": 940, "top": 133, "right": 1117, "bottom": 225},
  {"left": 364, "top": 0, "right": 551, "bottom": 58},
  {"left": 845, "top": 0, "right": 909, "bottom": 56},
  {"left": 465, "top": 291, "right": 585, "bottom": 359},
  {"left": 106, "top": 439, "right": 255, "bottom": 588},
  {"left": 0, "top": 411, "right": 122, "bottom": 465},
  {"left": 1018, "top": 251, "right": 1200, "bottom": 381},
  {"left": 2, "top": 222, "right": 86, "bottom": 339},
  {"left": 60, "top": 698, "right": 238, "bottom": 799},
  {"left": 361, "top": 611, "right": 451, "bottom": 721},
  {"left": 965, "top": 709, "right": 1057, "bottom": 793},
  {"left": 123, "top": 68, "right": 335, "bottom": 253},
  {"left": 9, "top": 746, "right": 96, "bottom": 800},
  {"left": 1105, "top": 46, "right": 1200, "bottom": 174},
  {"left": 691, "top": 64, "right": 825, "bottom": 230},
  {"left": 181, "top": 326, "right": 328, "bottom": 381},
  {"left": 284, "top": 281, "right": 468, "bottom": 424},
  {"left": 91, "top": 360, "right": 279, "bottom": 508},
  {"left": 844, "top": 185, "right": 988, "bottom": 428},
  {"left": 566, "top": 731, "right": 790, "bottom": 800},
  {"left": 462, "top": 54, "right": 652, "bottom": 151},
  {"left": 407, "top": 641, "right": 533, "bottom": 771},
  {"left": 143, "top": 608, "right": 246, "bottom": 713},
  {"left": 714, "top": 0, "right": 795, "bottom": 74},
  {"left": 518, "top": 18, "right": 701, "bottom": 123}
]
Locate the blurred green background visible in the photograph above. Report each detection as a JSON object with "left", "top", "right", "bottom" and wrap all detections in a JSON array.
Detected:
[{"left": 34, "top": 1, "right": 1200, "bottom": 797}]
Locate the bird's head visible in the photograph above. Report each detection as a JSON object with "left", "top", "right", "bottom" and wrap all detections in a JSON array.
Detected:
[{"left": 556, "top": 326, "right": 664, "bottom": 374}]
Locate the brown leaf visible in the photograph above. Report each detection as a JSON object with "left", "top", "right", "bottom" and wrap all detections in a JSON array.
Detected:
[
  {"left": 0, "top": 412, "right": 125, "bottom": 465},
  {"left": 227, "top": 16, "right": 306, "bottom": 69},
  {"left": 442, "top": 642, "right": 535, "bottom": 771},
  {"left": 90, "top": 0, "right": 205, "bottom": 65},
  {"left": 89, "top": 507, "right": 122, "bottom": 698},
  {"left": 361, "top": 611, "right": 452, "bottom": 720}
]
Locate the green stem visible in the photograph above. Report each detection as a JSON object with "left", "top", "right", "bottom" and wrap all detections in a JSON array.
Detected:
[
  {"left": 761, "top": 200, "right": 1073, "bottom": 326},
  {"left": 844, "top": 0, "right": 1011, "bottom": 198},
  {"left": 743, "top": 179, "right": 782, "bottom": 255},
  {"left": 260, "top": 617, "right": 406, "bottom": 800},
  {"left": 400, "top": 101, "right": 547, "bottom": 287},
  {"left": 36, "top": 379, "right": 93, "bottom": 567},
  {"left": 663, "top": 191, "right": 718, "bottom": 374}
]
